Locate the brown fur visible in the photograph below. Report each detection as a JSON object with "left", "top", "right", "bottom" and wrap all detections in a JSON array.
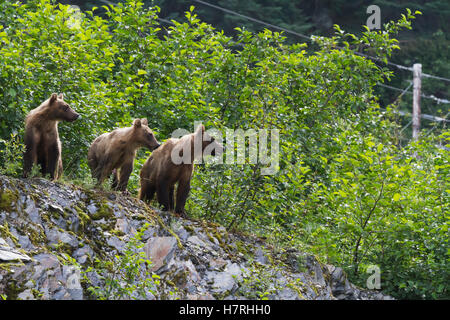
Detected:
[
  {"left": 23, "top": 93, "right": 79, "bottom": 180},
  {"left": 139, "top": 125, "right": 223, "bottom": 217},
  {"left": 88, "top": 118, "right": 160, "bottom": 191}
]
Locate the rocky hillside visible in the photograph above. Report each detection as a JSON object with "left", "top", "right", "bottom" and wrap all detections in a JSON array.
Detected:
[{"left": 0, "top": 174, "right": 392, "bottom": 300}]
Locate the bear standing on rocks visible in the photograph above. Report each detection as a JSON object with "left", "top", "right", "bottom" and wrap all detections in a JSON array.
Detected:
[
  {"left": 23, "top": 93, "right": 80, "bottom": 180},
  {"left": 88, "top": 118, "right": 160, "bottom": 191},
  {"left": 139, "top": 124, "right": 223, "bottom": 217}
]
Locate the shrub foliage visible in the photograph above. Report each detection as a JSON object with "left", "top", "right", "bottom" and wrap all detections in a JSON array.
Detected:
[{"left": 0, "top": 0, "right": 448, "bottom": 299}]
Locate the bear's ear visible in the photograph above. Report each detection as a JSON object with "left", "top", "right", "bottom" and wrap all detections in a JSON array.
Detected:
[
  {"left": 133, "top": 119, "right": 142, "bottom": 127},
  {"left": 58, "top": 93, "right": 64, "bottom": 100},
  {"left": 195, "top": 124, "right": 205, "bottom": 134},
  {"left": 194, "top": 124, "right": 205, "bottom": 140},
  {"left": 50, "top": 93, "right": 58, "bottom": 104},
  {"left": 141, "top": 118, "right": 148, "bottom": 126}
]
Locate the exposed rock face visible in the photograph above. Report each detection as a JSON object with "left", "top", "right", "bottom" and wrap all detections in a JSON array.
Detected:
[
  {"left": 145, "top": 236, "right": 178, "bottom": 273},
  {"left": 0, "top": 175, "right": 393, "bottom": 300}
]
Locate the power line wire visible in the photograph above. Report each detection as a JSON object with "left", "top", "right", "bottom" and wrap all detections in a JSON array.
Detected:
[
  {"left": 392, "top": 82, "right": 413, "bottom": 102},
  {"left": 102, "top": 0, "right": 450, "bottom": 83},
  {"left": 377, "top": 83, "right": 450, "bottom": 104},
  {"left": 378, "top": 82, "right": 449, "bottom": 130},
  {"left": 386, "top": 108, "right": 450, "bottom": 123},
  {"left": 157, "top": 17, "right": 175, "bottom": 26},
  {"left": 192, "top": 0, "right": 450, "bottom": 118},
  {"left": 422, "top": 73, "right": 450, "bottom": 83},
  {"left": 389, "top": 82, "right": 414, "bottom": 134},
  {"left": 423, "top": 111, "right": 449, "bottom": 137},
  {"left": 192, "top": 0, "right": 450, "bottom": 83},
  {"left": 192, "top": 0, "right": 310, "bottom": 40},
  {"left": 99, "top": 0, "right": 176, "bottom": 25},
  {"left": 399, "top": 119, "right": 412, "bottom": 134},
  {"left": 100, "top": 0, "right": 450, "bottom": 111}
]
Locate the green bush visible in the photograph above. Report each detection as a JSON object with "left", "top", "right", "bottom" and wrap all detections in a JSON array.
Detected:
[
  {"left": 299, "top": 130, "right": 449, "bottom": 299},
  {"left": 0, "top": 133, "right": 26, "bottom": 177},
  {"left": 0, "top": 0, "right": 447, "bottom": 299},
  {"left": 63, "top": 223, "right": 162, "bottom": 300}
]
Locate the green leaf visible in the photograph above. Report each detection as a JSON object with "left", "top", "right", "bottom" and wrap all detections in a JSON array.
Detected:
[{"left": 8, "top": 88, "right": 16, "bottom": 97}]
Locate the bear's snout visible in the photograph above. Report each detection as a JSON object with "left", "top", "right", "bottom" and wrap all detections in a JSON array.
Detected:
[
  {"left": 152, "top": 143, "right": 161, "bottom": 151},
  {"left": 67, "top": 113, "right": 80, "bottom": 122}
]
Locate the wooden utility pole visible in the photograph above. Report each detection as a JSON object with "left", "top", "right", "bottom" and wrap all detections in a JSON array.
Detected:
[{"left": 412, "top": 63, "right": 422, "bottom": 141}]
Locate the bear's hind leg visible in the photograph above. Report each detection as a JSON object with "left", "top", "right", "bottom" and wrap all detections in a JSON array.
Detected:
[
  {"left": 23, "top": 132, "right": 38, "bottom": 178},
  {"left": 95, "top": 164, "right": 114, "bottom": 188},
  {"left": 111, "top": 169, "right": 119, "bottom": 190}
]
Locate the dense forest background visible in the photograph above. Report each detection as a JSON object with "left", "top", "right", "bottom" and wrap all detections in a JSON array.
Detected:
[
  {"left": 0, "top": 0, "right": 448, "bottom": 300},
  {"left": 60, "top": 0, "right": 450, "bottom": 142}
]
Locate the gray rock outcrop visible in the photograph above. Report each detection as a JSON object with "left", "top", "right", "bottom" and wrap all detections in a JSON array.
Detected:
[{"left": 0, "top": 175, "right": 393, "bottom": 300}]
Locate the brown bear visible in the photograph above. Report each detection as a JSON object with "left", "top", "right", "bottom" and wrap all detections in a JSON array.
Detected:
[
  {"left": 23, "top": 93, "right": 80, "bottom": 180},
  {"left": 88, "top": 118, "right": 160, "bottom": 191},
  {"left": 139, "top": 124, "right": 223, "bottom": 217}
]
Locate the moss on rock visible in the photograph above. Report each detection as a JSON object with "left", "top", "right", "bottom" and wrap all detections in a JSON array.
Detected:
[
  {"left": 74, "top": 205, "right": 91, "bottom": 229},
  {"left": 90, "top": 200, "right": 114, "bottom": 220},
  {"left": 0, "top": 188, "right": 19, "bottom": 212},
  {"left": 0, "top": 222, "right": 19, "bottom": 246}
]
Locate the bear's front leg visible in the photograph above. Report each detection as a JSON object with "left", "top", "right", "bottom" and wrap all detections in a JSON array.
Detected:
[
  {"left": 139, "top": 179, "right": 156, "bottom": 202},
  {"left": 169, "top": 186, "right": 175, "bottom": 211},
  {"left": 56, "top": 157, "right": 63, "bottom": 180},
  {"left": 175, "top": 178, "right": 191, "bottom": 218},
  {"left": 116, "top": 161, "right": 133, "bottom": 192},
  {"left": 47, "top": 143, "right": 61, "bottom": 181},
  {"left": 157, "top": 181, "right": 171, "bottom": 212}
]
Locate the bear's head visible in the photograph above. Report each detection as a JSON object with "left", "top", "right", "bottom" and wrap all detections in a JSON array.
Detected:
[
  {"left": 194, "top": 125, "right": 224, "bottom": 157},
  {"left": 133, "top": 118, "right": 160, "bottom": 151},
  {"left": 48, "top": 93, "right": 80, "bottom": 122}
]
